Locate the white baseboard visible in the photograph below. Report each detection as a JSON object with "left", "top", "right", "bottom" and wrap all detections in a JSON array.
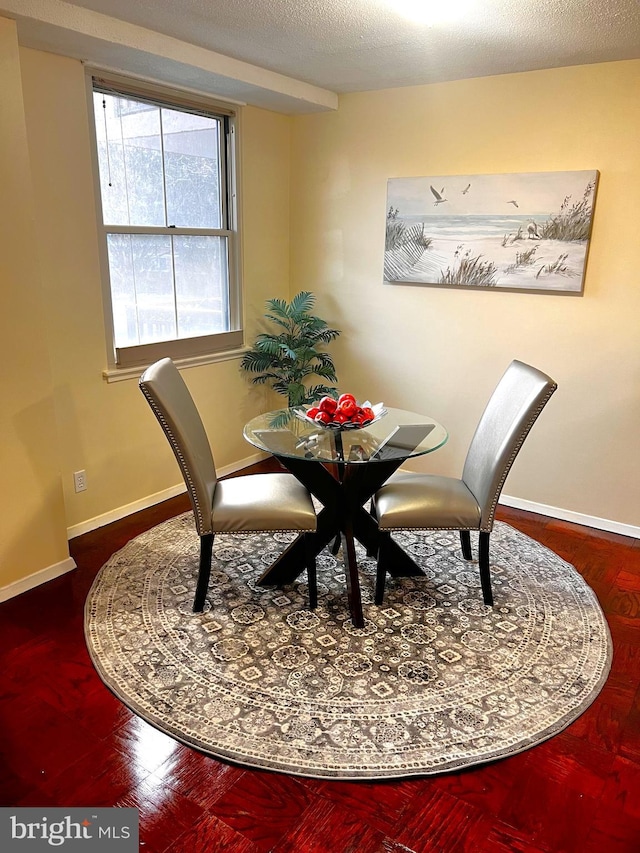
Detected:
[
  {"left": 66, "top": 451, "right": 268, "bottom": 540},
  {"left": 67, "top": 482, "right": 187, "bottom": 539},
  {"left": 67, "top": 462, "right": 639, "bottom": 542},
  {"left": 500, "top": 494, "right": 640, "bottom": 539},
  {"left": 0, "top": 556, "right": 77, "bottom": 603},
  {"left": 6, "top": 470, "right": 636, "bottom": 604}
]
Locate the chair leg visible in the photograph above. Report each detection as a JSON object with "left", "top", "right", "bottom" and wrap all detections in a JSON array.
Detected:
[
  {"left": 375, "top": 531, "right": 391, "bottom": 605},
  {"left": 478, "top": 531, "right": 493, "bottom": 606},
  {"left": 193, "top": 533, "right": 214, "bottom": 613},
  {"left": 369, "top": 497, "right": 378, "bottom": 521},
  {"left": 330, "top": 534, "right": 341, "bottom": 555},
  {"left": 366, "top": 498, "right": 378, "bottom": 557},
  {"left": 460, "top": 530, "right": 472, "bottom": 560},
  {"left": 305, "top": 534, "right": 318, "bottom": 610}
]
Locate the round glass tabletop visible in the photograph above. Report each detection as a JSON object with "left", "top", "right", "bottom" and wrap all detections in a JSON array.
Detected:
[{"left": 244, "top": 406, "right": 448, "bottom": 464}]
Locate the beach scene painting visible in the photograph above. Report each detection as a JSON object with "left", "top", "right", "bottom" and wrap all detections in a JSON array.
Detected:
[{"left": 384, "top": 170, "right": 598, "bottom": 293}]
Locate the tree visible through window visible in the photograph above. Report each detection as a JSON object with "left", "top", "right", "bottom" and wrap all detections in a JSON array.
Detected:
[{"left": 91, "top": 78, "right": 241, "bottom": 367}]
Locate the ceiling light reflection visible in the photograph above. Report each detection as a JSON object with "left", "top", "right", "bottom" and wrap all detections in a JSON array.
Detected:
[
  {"left": 387, "top": 0, "right": 473, "bottom": 25},
  {"left": 130, "top": 716, "right": 179, "bottom": 774}
]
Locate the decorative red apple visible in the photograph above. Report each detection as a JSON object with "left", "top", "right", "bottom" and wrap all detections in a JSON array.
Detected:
[
  {"left": 337, "top": 393, "right": 356, "bottom": 406},
  {"left": 318, "top": 396, "right": 338, "bottom": 414},
  {"left": 336, "top": 397, "right": 357, "bottom": 418},
  {"left": 304, "top": 394, "right": 376, "bottom": 428}
]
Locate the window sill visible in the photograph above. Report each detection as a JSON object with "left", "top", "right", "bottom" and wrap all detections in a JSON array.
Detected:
[{"left": 102, "top": 346, "right": 248, "bottom": 383}]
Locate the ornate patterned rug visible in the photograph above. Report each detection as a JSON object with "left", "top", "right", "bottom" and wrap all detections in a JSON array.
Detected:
[{"left": 85, "top": 515, "right": 611, "bottom": 779}]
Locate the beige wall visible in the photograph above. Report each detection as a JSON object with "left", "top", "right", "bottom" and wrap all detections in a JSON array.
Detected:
[
  {"left": 290, "top": 62, "right": 640, "bottom": 528},
  {"left": 2, "top": 23, "right": 639, "bottom": 593},
  {"left": 0, "top": 28, "right": 295, "bottom": 594},
  {"left": 9, "top": 42, "right": 290, "bottom": 552},
  {"left": 0, "top": 20, "right": 70, "bottom": 588}
]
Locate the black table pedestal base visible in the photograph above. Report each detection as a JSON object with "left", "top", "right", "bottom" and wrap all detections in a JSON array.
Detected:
[{"left": 257, "top": 455, "right": 424, "bottom": 627}]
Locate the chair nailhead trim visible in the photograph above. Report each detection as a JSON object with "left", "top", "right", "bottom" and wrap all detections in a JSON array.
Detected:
[
  {"left": 140, "top": 380, "right": 316, "bottom": 536},
  {"left": 382, "top": 384, "right": 557, "bottom": 536},
  {"left": 140, "top": 381, "right": 211, "bottom": 535},
  {"left": 219, "top": 528, "right": 315, "bottom": 534},
  {"left": 481, "top": 384, "right": 557, "bottom": 532}
]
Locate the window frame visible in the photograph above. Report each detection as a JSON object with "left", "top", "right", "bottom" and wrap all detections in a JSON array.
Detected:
[{"left": 85, "top": 71, "right": 243, "bottom": 373}]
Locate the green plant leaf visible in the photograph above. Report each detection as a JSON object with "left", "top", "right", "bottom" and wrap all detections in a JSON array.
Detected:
[
  {"left": 313, "top": 364, "right": 338, "bottom": 381},
  {"left": 313, "top": 352, "right": 336, "bottom": 367},
  {"left": 252, "top": 335, "right": 284, "bottom": 355},
  {"left": 289, "top": 291, "right": 315, "bottom": 314},
  {"left": 306, "top": 384, "right": 338, "bottom": 402},
  {"left": 265, "top": 297, "right": 289, "bottom": 319},
  {"left": 268, "top": 409, "right": 294, "bottom": 428},
  {"left": 272, "top": 379, "right": 293, "bottom": 396},
  {"left": 263, "top": 313, "right": 291, "bottom": 330},
  {"left": 313, "top": 328, "right": 341, "bottom": 343},
  {"left": 240, "top": 351, "right": 277, "bottom": 373},
  {"left": 280, "top": 344, "right": 299, "bottom": 360}
]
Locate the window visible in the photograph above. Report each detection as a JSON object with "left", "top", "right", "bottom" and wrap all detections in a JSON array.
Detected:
[{"left": 89, "top": 74, "right": 242, "bottom": 369}]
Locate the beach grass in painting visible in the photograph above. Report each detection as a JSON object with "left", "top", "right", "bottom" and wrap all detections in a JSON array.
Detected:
[{"left": 384, "top": 171, "right": 598, "bottom": 293}]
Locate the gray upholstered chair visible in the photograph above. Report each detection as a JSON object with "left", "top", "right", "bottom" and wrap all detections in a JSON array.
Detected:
[
  {"left": 139, "top": 358, "right": 318, "bottom": 613},
  {"left": 373, "top": 360, "right": 557, "bottom": 607}
]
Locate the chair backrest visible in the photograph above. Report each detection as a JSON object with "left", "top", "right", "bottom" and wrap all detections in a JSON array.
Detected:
[
  {"left": 462, "top": 360, "right": 557, "bottom": 531},
  {"left": 139, "top": 358, "right": 217, "bottom": 536}
]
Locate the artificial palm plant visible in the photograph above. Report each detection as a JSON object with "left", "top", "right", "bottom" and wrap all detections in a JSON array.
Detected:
[{"left": 240, "top": 291, "right": 340, "bottom": 407}]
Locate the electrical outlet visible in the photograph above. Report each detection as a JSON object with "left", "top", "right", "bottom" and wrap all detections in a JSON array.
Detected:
[{"left": 73, "top": 470, "right": 87, "bottom": 493}]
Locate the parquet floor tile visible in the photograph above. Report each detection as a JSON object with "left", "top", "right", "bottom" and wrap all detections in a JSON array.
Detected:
[
  {"left": 390, "top": 784, "right": 491, "bottom": 852},
  {"left": 115, "top": 774, "right": 206, "bottom": 852},
  {"left": 167, "top": 813, "right": 262, "bottom": 853},
  {"left": 0, "top": 465, "right": 637, "bottom": 851},
  {"left": 153, "top": 745, "right": 245, "bottom": 811},
  {"left": 209, "top": 770, "right": 313, "bottom": 851},
  {"left": 270, "top": 797, "right": 388, "bottom": 853},
  {"left": 305, "top": 777, "right": 423, "bottom": 836}
]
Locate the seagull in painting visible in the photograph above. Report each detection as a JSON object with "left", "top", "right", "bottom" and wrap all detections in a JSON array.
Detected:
[
  {"left": 430, "top": 185, "right": 447, "bottom": 206},
  {"left": 462, "top": 183, "right": 471, "bottom": 194},
  {"left": 507, "top": 199, "right": 519, "bottom": 208}
]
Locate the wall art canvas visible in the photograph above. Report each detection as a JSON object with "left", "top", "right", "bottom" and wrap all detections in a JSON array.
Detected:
[{"left": 384, "top": 170, "right": 598, "bottom": 294}]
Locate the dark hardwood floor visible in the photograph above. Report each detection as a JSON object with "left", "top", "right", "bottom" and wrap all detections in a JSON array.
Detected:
[{"left": 1, "top": 462, "right": 639, "bottom": 852}]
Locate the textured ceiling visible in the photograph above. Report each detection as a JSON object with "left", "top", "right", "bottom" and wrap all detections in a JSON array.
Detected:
[
  {"left": 4, "top": 0, "right": 640, "bottom": 112},
  {"left": 40, "top": 0, "right": 640, "bottom": 91}
]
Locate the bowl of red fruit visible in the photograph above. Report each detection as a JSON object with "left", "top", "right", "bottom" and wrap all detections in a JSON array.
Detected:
[{"left": 296, "top": 394, "right": 387, "bottom": 430}]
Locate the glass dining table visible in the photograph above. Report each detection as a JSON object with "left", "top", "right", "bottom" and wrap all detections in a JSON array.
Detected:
[{"left": 243, "top": 406, "right": 448, "bottom": 627}]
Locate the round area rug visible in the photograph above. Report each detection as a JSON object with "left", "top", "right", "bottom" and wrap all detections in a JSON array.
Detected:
[{"left": 85, "top": 516, "right": 611, "bottom": 779}]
